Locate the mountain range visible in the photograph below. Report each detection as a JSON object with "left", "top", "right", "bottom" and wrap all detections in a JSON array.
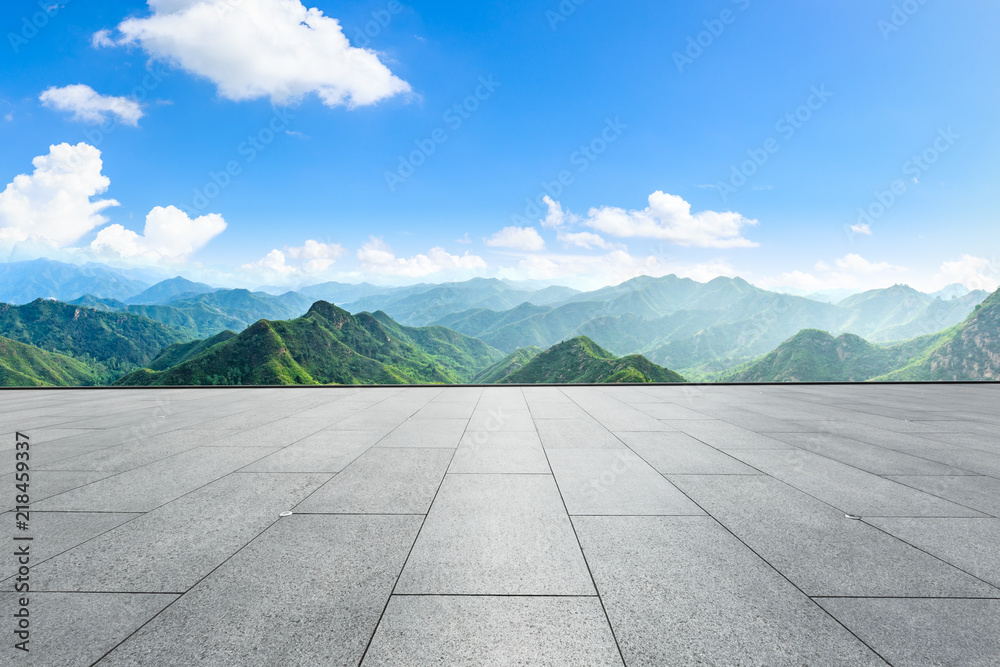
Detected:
[{"left": 0, "top": 258, "right": 996, "bottom": 386}]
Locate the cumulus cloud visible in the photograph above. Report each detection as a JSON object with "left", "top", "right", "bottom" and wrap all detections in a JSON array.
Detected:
[
  {"left": 933, "top": 255, "right": 999, "bottom": 292},
  {"left": 541, "top": 195, "right": 576, "bottom": 230},
  {"left": 484, "top": 226, "right": 546, "bottom": 252},
  {"left": 90, "top": 205, "right": 226, "bottom": 261},
  {"left": 39, "top": 84, "right": 144, "bottom": 126},
  {"left": 242, "top": 239, "right": 346, "bottom": 277},
  {"left": 765, "top": 254, "right": 908, "bottom": 292},
  {"left": 556, "top": 231, "right": 615, "bottom": 250},
  {"left": 581, "top": 191, "right": 759, "bottom": 248},
  {"left": 357, "top": 237, "right": 486, "bottom": 277},
  {"left": 0, "top": 143, "right": 119, "bottom": 247},
  {"left": 103, "top": 0, "right": 410, "bottom": 109}
]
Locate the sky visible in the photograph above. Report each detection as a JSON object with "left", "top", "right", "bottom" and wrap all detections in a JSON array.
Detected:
[{"left": 0, "top": 0, "right": 998, "bottom": 293}]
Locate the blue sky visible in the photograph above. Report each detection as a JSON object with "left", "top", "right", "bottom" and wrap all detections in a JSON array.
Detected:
[{"left": 1, "top": 0, "right": 997, "bottom": 292}]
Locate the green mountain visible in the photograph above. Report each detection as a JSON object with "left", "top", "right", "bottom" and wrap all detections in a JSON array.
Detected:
[
  {"left": 0, "top": 336, "right": 101, "bottom": 386},
  {"left": 0, "top": 299, "right": 184, "bottom": 381},
  {"left": 875, "top": 287, "right": 1000, "bottom": 381},
  {"left": 719, "top": 329, "right": 949, "bottom": 382},
  {"left": 0, "top": 258, "right": 149, "bottom": 304},
  {"left": 499, "top": 336, "right": 685, "bottom": 384},
  {"left": 145, "top": 331, "right": 239, "bottom": 372},
  {"left": 472, "top": 346, "right": 543, "bottom": 383},
  {"left": 116, "top": 301, "right": 504, "bottom": 386},
  {"left": 124, "top": 277, "right": 217, "bottom": 305}
]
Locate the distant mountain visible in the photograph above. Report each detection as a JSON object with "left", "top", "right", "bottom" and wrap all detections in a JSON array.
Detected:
[
  {"left": 876, "top": 287, "right": 1000, "bottom": 381},
  {"left": 342, "top": 277, "right": 581, "bottom": 326},
  {"left": 0, "top": 336, "right": 101, "bottom": 386},
  {"left": 293, "top": 281, "right": 394, "bottom": 305},
  {"left": 69, "top": 288, "right": 314, "bottom": 340},
  {"left": 930, "top": 284, "right": 971, "bottom": 300},
  {"left": 867, "top": 290, "right": 988, "bottom": 342},
  {"left": 0, "top": 258, "right": 148, "bottom": 304},
  {"left": 0, "top": 299, "right": 183, "bottom": 381},
  {"left": 472, "top": 346, "right": 542, "bottom": 383},
  {"left": 499, "top": 336, "right": 685, "bottom": 384},
  {"left": 124, "top": 277, "right": 217, "bottom": 305},
  {"left": 116, "top": 301, "right": 504, "bottom": 386},
  {"left": 720, "top": 329, "right": 949, "bottom": 383}
]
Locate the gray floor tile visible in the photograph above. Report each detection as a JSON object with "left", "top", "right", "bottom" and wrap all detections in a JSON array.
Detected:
[
  {"left": 361, "top": 595, "right": 622, "bottom": 666},
  {"left": 886, "top": 475, "right": 1000, "bottom": 517},
  {"left": 766, "top": 431, "right": 976, "bottom": 476},
  {"left": 671, "top": 475, "right": 998, "bottom": 597},
  {"left": 95, "top": 515, "right": 421, "bottom": 667},
  {"left": 376, "top": 419, "right": 468, "bottom": 448},
  {"left": 32, "top": 473, "right": 329, "bottom": 592},
  {"left": 1, "top": 470, "right": 115, "bottom": 507},
  {"left": 36, "top": 429, "right": 239, "bottom": 473},
  {"left": 864, "top": 518, "right": 1000, "bottom": 589},
  {"left": 241, "top": 430, "right": 381, "bottom": 472},
  {"left": 295, "top": 448, "right": 452, "bottom": 514},
  {"left": 817, "top": 598, "right": 1000, "bottom": 667},
  {"left": 731, "top": 450, "right": 987, "bottom": 517},
  {"left": 0, "top": 592, "right": 177, "bottom": 667},
  {"left": 466, "top": 408, "right": 536, "bottom": 431},
  {"left": 449, "top": 431, "right": 549, "bottom": 474},
  {"left": 32, "top": 446, "right": 281, "bottom": 512},
  {"left": 574, "top": 516, "right": 884, "bottom": 666},
  {"left": 396, "top": 474, "right": 593, "bottom": 595},
  {"left": 535, "top": 419, "right": 624, "bottom": 449},
  {"left": 547, "top": 449, "right": 704, "bottom": 516},
  {"left": 0, "top": 511, "right": 138, "bottom": 581},
  {"left": 528, "top": 402, "right": 590, "bottom": 419},
  {"left": 618, "top": 431, "right": 758, "bottom": 474},
  {"left": 666, "top": 420, "right": 795, "bottom": 449}
]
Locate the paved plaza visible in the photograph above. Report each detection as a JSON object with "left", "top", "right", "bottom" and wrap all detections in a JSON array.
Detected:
[{"left": 2, "top": 383, "right": 999, "bottom": 666}]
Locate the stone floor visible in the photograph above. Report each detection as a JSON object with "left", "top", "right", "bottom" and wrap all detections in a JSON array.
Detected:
[{"left": 2, "top": 383, "right": 999, "bottom": 666}]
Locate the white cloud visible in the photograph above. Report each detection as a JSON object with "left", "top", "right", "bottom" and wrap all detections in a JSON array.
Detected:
[
  {"left": 582, "top": 191, "right": 759, "bottom": 248},
  {"left": 243, "top": 239, "right": 347, "bottom": 278},
  {"left": 484, "top": 226, "right": 546, "bottom": 252},
  {"left": 105, "top": 0, "right": 410, "bottom": 109},
  {"left": 90, "top": 205, "right": 226, "bottom": 261},
  {"left": 556, "top": 231, "right": 614, "bottom": 250},
  {"left": 850, "top": 223, "right": 872, "bottom": 236},
  {"left": 0, "top": 143, "right": 119, "bottom": 247},
  {"left": 357, "top": 237, "right": 486, "bottom": 277},
  {"left": 497, "top": 249, "right": 736, "bottom": 292},
  {"left": 933, "top": 255, "right": 999, "bottom": 292},
  {"left": 39, "top": 84, "right": 144, "bottom": 126},
  {"left": 541, "top": 195, "right": 576, "bottom": 230},
  {"left": 91, "top": 29, "right": 116, "bottom": 48},
  {"left": 765, "top": 254, "right": 908, "bottom": 292},
  {"left": 834, "top": 253, "right": 905, "bottom": 275}
]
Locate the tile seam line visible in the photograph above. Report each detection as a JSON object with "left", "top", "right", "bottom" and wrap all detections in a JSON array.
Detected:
[
  {"left": 559, "top": 388, "right": 893, "bottom": 667},
  {"left": 353, "top": 387, "right": 475, "bottom": 666},
  {"left": 543, "top": 386, "right": 628, "bottom": 667}
]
